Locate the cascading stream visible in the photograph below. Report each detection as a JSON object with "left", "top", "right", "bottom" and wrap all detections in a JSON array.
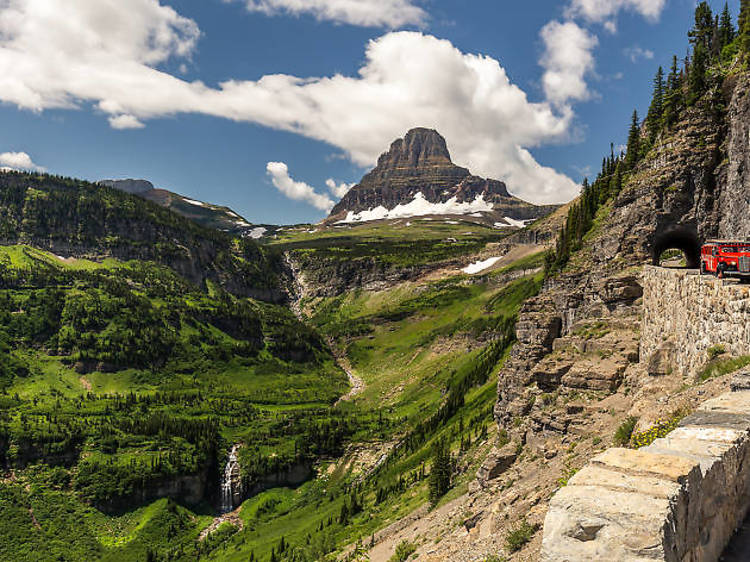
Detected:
[{"left": 219, "top": 444, "right": 241, "bottom": 514}]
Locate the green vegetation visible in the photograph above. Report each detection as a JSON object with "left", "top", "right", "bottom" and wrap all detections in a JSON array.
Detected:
[
  {"left": 388, "top": 540, "right": 417, "bottom": 562},
  {"left": 504, "top": 519, "right": 540, "bottom": 553},
  {"left": 630, "top": 410, "right": 689, "bottom": 449},
  {"left": 428, "top": 438, "right": 452, "bottom": 506},
  {"left": 614, "top": 416, "right": 638, "bottom": 446},
  {"left": 707, "top": 344, "right": 727, "bottom": 360},
  {"left": 699, "top": 355, "right": 750, "bottom": 381}
]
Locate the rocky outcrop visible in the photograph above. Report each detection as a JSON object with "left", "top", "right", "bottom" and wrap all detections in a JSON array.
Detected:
[
  {"left": 719, "top": 72, "right": 750, "bottom": 239},
  {"left": 476, "top": 442, "right": 518, "bottom": 487},
  {"left": 327, "top": 128, "right": 556, "bottom": 224},
  {"left": 541, "top": 388, "right": 750, "bottom": 562},
  {"left": 641, "top": 266, "right": 750, "bottom": 378}
]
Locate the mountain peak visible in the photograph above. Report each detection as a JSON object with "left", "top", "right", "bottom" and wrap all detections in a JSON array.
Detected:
[
  {"left": 378, "top": 128, "right": 453, "bottom": 169},
  {"left": 328, "top": 128, "right": 555, "bottom": 225}
]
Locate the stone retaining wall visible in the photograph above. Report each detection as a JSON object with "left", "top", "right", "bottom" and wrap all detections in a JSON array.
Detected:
[
  {"left": 541, "top": 385, "right": 750, "bottom": 561},
  {"left": 641, "top": 266, "right": 750, "bottom": 378}
]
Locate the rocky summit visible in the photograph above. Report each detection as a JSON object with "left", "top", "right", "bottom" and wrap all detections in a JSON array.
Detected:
[{"left": 327, "top": 128, "right": 557, "bottom": 226}]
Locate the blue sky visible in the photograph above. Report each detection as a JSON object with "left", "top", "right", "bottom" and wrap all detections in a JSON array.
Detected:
[{"left": 0, "top": 0, "right": 734, "bottom": 225}]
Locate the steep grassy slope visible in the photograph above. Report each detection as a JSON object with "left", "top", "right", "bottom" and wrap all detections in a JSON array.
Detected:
[
  {"left": 0, "top": 171, "right": 282, "bottom": 300},
  {"left": 197, "top": 249, "right": 546, "bottom": 561}
]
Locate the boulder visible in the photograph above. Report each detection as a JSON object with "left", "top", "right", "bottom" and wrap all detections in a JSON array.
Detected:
[{"left": 476, "top": 442, "right": 518, "bottom": 486}]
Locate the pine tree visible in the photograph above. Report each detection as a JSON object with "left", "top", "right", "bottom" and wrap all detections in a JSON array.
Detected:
[
  {"left": 428, "top": 439, "right": 451, "bottom": 506},
  {"left": 624, "top": 110, "right": 641, "bottom": 170},
  {"left": 719, "top": 2, "right": 735, "bottom": 48},
  {"left": 689, "top": 2, "right": 715, "bottom": 52},
  {"left": 662, "top": 55, "right": 682, "bottom": 128},
  {"left": 688, "top": 42, "right": 708, "bottom": 104},
  {"left": 741, "top": 0, "right": 750, "bottom": 53},
  {"left": 646, "top": 67, "right": 665, "bottom": 143}
]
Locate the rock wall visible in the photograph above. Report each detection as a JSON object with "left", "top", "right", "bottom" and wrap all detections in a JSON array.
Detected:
[
  {"left": 541, "top": 386, "right": 750, "bottom": 562},
  {"left": 641, "top": 266, "right": 750, "bottom": 378}
]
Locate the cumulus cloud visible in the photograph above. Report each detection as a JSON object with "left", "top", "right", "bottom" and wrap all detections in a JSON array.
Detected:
[
  {"left": 539, "top": 21, "right": 598, "bottom": 107},
  {"left": 0, "top": 0, "right": 582, "bottom": 205},
  {"left": 624, "top": 46, "right": 654, "bottom": 63},
  {"left": 267, "top": 162, "right": 335, "bottom": 211},
  {"left": 108, "top": 114, "right": 146, "bottom": 129},
  {"left": 0, "top": 151, "right": 46, "bottom": 171},
  {"left": 237, "top": 0, "right": 426, "bottom": 28},
  {"left": 566, "top": 0, "right": 667, "bottom": 23},
  {"left": 326, "top": 179, "right": 354, "bottom": 198}
]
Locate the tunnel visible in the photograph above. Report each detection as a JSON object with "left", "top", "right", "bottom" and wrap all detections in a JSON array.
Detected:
[{"left": 652, "top": 227, "right": 701, "bottom": 269}]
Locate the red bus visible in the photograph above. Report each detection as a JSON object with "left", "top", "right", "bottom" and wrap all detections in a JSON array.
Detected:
[{"left": 701, "top": 240, "right": 750, "bottom": 279}]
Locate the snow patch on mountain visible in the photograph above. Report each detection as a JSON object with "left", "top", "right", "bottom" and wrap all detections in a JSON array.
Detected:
[
  {"left": 463, "top": 257, "right": 502, "bottom": 275},
  {"left": 337, "top": 192, "right": 494, "bottom": 224}
]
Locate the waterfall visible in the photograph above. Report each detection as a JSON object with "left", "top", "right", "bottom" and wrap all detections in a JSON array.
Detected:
[{"left": 219, "top": 444, "right": 241, "bottom": 514}]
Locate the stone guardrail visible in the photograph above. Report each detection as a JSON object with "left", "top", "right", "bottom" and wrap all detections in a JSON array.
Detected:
[
  {"left": 640, "top": 266, "right": 750, "bottom": 378},
  {"left": 541, "top": 381, "right": 750, "bottom": 561}
]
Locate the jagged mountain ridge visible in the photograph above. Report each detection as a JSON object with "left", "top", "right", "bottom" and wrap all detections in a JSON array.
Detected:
[
  {"left": 327, "top": 128, "right": 557, "bottom": 225},
  {"left": 100, "top": 178, "right": 265, "bottom": 238}
]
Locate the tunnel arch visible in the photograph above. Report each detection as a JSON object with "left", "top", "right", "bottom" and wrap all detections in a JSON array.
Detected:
[{"left": 652, "top": 227, "right": 700, "bottom": 269}]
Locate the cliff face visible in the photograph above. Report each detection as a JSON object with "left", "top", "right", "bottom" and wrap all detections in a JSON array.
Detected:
[
  {"left": 719, "top": 73, "right": 750, "bottom": 239},
  {"left": 494, "top": 70, "right": 750, "bottom": 437},
  {"left": 328, "top": 128, "right": 556, "bottom": 224}
]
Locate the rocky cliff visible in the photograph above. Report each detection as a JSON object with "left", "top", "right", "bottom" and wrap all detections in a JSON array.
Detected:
[
  {"left": 327, "top": 128, "right": 557, "bottom": 225},
  {"left": 486, "top": 66, "right": 750, "bottom": 560}
]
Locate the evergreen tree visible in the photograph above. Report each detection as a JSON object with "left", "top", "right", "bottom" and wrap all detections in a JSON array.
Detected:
[
  {"left": 646, "top": 66, "right": 665, "bottom": 143},
  {"left": 719, "top": 2, "right": 735, "bottom": 48},
  {"left": 662, "top": 55, "right": 682, "bottom": 128},
  {"left": 428, "top": 439, "right": 451, "bottom": 506},
  {"left": 624, "top": 110, "right": 641, "bottom": 170},
  {"left": 689, "top": 2, "right": 715, "bottom": 51},
  {"left": 688, "top": 42, "right": 708, "bottom": 104},
  {"left": 741, "top": 0, "right": 750, "bottom": 53}
]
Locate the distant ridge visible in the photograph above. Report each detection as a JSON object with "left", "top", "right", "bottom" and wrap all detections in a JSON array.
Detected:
[{"left": 99, "top": 179, "right": 266, "bottom": 238}]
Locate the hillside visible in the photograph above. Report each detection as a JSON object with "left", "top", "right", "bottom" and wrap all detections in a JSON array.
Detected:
[
  {"left": 0, "top": 171, "right": 281, "bottom": 301},
  {"left": 100, "top": 179, "right": 266, "bottom": 239}
]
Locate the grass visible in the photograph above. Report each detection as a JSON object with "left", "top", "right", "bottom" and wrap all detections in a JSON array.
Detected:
[{"left": 699, "top": 355, "right": 750, "bottom": 382}]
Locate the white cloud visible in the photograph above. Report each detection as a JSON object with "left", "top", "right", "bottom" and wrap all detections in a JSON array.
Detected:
[
  {"left": 237, "top": 0, "right": 426, "bottom": 28},
  {"left": 0, "top": 3, "right": 580, "bottom": 204},
  {"left": 267, "top": 162, "right": 335, "bottom": 211},
  {"left": 108, "top": 114, "right": 146, "bottom": 129},
  {"left": 540, "top": 21, "right": 598, "bottom": 107},
  {"left": 0, "top": 151, "right": 46, "bottom": 171},
  {"left": 566, "top": 0, "right": 667, "bottom": 23},
  {"left": 623, "top": 46, "right": 654, "bottom": 63},
  {"left": 325, "top": 178, "right": 354, "bottom": 198}
]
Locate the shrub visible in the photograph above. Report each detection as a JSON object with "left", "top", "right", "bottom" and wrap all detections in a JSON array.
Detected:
[
  {"left": 707, "top": 344, "right": 726, "bottom": 360},
  {"left": 388, "top": 541, "right": 417, "bottom": 562},
  {"left": 614, "top": 416, "right": 638, "bottom": 446},
  {"left": 505, "top": 519, "right": 540, "bottom": 553}
]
